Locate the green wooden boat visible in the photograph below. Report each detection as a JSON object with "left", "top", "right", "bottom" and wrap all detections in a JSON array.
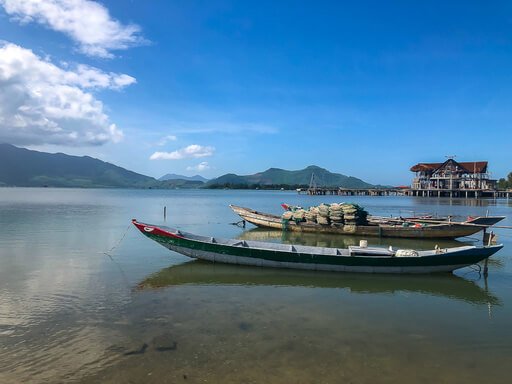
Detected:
[{"left": 132, "top": 219, "right": 503, "bottom": 274}]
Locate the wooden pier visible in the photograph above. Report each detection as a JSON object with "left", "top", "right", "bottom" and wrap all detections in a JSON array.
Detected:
[
  {"left": 299, "top": 187, "right": 512, "bottom": 199},
  {"left": 405, "top": 189, "right": 511, "bottom": 199},
  {"left": 299, "top": 187, "right": 406, "bottom": 196},
  {"left": 300, "top": 169, "right": 511, "bottom": 198}
]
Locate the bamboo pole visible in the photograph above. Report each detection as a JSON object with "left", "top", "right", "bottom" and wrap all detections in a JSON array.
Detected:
[{"left": 370, "top": 217, "right": 512, "bottom": 229}]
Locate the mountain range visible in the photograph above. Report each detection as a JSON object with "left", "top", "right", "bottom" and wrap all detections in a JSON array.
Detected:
[
  {"left": 206, "top": 165, "right": 373, "bottom": 189},
  {"left": 0, "top": 143, "right": 158, "bottom": 188},
  {"left": 159, "top": 173, "right": 208, "bottom": 182},
  {"left": 0, "top": 144, "right": 375, "bottom": 189}
]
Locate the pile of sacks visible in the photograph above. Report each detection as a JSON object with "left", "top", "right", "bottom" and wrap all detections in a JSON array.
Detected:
[
  {"left": 281, "top": 203, "right": 369, "bottom": 227},
  {"left": 282, "top": 208, "right": 307, "bottom": 222}
]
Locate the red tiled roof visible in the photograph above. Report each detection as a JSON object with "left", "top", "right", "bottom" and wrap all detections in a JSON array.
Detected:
[
  {"left": 410, "top": 163, "right": 443, "bottom": 172},
  {"left": 410, "top": 161, "right": 488, "bottom": 173}
]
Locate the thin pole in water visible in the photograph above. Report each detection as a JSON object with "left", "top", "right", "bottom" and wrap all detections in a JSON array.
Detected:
[
  {"left": 164, "top": 206, "right": 167, "bottom": 221},
  {"left": 483, "top": 230, "right": 493, "bottom": 277}
]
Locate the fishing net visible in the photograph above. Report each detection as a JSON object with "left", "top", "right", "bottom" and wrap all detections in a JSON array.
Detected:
[{"left": 281, "top": 203, "right": 369, "bottom": 226}]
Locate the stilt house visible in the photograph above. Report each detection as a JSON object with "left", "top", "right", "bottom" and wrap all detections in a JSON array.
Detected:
[{"left": 410, "top": 159, "right": 496, "bottom": 192}]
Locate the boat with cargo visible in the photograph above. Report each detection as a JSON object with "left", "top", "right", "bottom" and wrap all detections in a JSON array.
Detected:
[{"left": 230, "top": 205, "right": 505, "bottom": 239}]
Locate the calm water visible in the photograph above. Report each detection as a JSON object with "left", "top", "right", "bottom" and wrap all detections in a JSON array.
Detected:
[{"left": 1, "top": 188, "right": 511, "bottom": 383}]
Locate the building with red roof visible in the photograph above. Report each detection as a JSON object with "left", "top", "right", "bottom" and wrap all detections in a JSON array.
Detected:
[{"left": 410, "top": 158, "right": 496, "bottom": 196}]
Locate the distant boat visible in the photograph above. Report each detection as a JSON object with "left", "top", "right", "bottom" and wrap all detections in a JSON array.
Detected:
[
  {"left": 132, "top": 219, "right": 502, "bottom": 274},
  {"left": 230, "top": 205, "right": 505, "bottom": 239}
]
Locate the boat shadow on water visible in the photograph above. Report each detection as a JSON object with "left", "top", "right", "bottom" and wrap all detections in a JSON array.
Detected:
[{"left": 137, "top": 260, "right": 501, "bottom": 307}]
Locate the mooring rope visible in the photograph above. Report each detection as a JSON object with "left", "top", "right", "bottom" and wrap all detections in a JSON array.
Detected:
[
  {"left": 466, "top": 264, "right": 482, "bottom": 275},
  {"left": 101, "top": 224, "right": 133, "bottom": 289},
  {"left": 103, "top": 223, "right": 132, "bottom": 257}
]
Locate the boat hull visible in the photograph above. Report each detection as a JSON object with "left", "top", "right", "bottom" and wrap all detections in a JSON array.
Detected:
[
  {"left": 230, "top": 205, "right": 486, "bottom": 239},
  {"left": 161, "top": 243, "right": 478, "bottom": 273},
  {"left": 133, "top": 220, "right": 502, "bottom": 274}
]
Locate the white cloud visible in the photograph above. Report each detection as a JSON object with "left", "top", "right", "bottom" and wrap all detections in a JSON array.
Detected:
[
  {"left": 150, "top": 145, "right": 215, "bottom": 160},
  {"left": 186, "top": 162, "right": 210, "bottom": 171},
  {"left": 0, "top": 0, "right": 145, "bottom": 58},
  {"left": 0, "top": 42, "right": 135, "bottom": 146},
  {"left": 157, "top": 135, "right": 177, "bottom": 146}
]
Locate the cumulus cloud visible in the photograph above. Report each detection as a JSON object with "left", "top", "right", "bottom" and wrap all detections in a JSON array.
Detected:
[
  {"left": 157, "top": 135, "right": 177, "bottom": 146},
  {"left": 0, "top": 42, "right": 135, "bottom": 146},
  {"left": 150, "top": 145, "right": 215, "bottom": 160},
  {"left": 186, "top": 162, "right": 210, "bottom": 171},
  {"left": 0, "top": 0, "right": 145, "bottom": 58}
]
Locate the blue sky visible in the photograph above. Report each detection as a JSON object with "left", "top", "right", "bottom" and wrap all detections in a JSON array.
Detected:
[{"left": 0, "top": 0, "right": 511, "bottom": 185}]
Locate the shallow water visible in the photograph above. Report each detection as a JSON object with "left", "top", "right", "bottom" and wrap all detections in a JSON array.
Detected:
[{"left": 0, "top": 188, "right": 511, "bottom": 383}]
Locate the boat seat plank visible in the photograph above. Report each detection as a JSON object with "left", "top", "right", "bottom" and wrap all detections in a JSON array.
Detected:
[{"left": 348, "top": 246, "right": 395, "bottom": 257}]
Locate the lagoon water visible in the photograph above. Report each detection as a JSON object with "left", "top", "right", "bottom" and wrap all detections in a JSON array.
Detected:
[{"left": 1, "top": 188, "right": 511, "bottom": 383}]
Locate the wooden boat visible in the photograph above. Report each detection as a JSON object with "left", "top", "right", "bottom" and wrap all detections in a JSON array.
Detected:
[
  {"left": 132, "top": 219, "right": 503, "bottom": 274},
  {"left": 230, "top": 205, "right": 504, "bottom": 239}
]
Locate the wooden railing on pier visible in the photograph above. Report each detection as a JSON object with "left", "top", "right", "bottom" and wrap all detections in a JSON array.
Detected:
[
  {"left": 299, "top": 187, "right": 512, "bottom": 199},
  {"left": 300, "top": 188, "right": 406, "bottom": 196}
]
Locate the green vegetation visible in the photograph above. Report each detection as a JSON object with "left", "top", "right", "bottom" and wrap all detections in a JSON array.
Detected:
[
  {"left": 207, "top": 183, "right": 309, "bottom": 190},
  {"left": 0, "top": 143, "right": 206, "bottom": 189},
  {"left": 158, "top": 179, "right": 205, "bottom": 189},
  {"left": 206, "top": 165, "right": 373, "bottom": 189},
  {"left": 159, "top": 173, "right": 208, "bottom": 182},
  {"left": 497, "top": 172, "right": 512, "bottom": 190},
  {"left": 0, "top": 144, "right": 374, "bottom": 190}
]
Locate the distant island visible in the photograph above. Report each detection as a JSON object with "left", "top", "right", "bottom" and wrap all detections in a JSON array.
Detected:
[{"left": 0, "top": 143, "right": 376, "bottom": 189}]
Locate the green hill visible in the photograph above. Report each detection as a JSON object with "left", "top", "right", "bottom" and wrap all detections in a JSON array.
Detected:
[
  {"left": 158, "top": 179, "right": 205, "bottom": 189},
  {"left": 0, "top": 145, "right": 375, "bottom": 189},
  {"left": 0, "top": 143, "right": 159, "bottom": 188},
  {"left": 159, "top": 173, "right": 208, "bottom": 182},
  {"left": 206, "top": 165, "right": 373, "bottom": 189}
]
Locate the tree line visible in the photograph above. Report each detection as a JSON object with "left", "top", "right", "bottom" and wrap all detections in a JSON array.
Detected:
[
  {"left": 206, "top": 183, "right": 309, "bottom": 190},
  {"left": 497, "top": 172, "right": 512, "bottom": 189}
]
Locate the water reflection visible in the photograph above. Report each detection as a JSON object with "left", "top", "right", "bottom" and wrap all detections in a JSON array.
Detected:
[
  {"left": 237, "top": 227, "right": 475, "bottom": 249},
  {"left": 410, "top": 197, "right": 496, "bottom": 207},
  {"left": 138, "top": 260, "right": 501, "bottom": 306}
]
